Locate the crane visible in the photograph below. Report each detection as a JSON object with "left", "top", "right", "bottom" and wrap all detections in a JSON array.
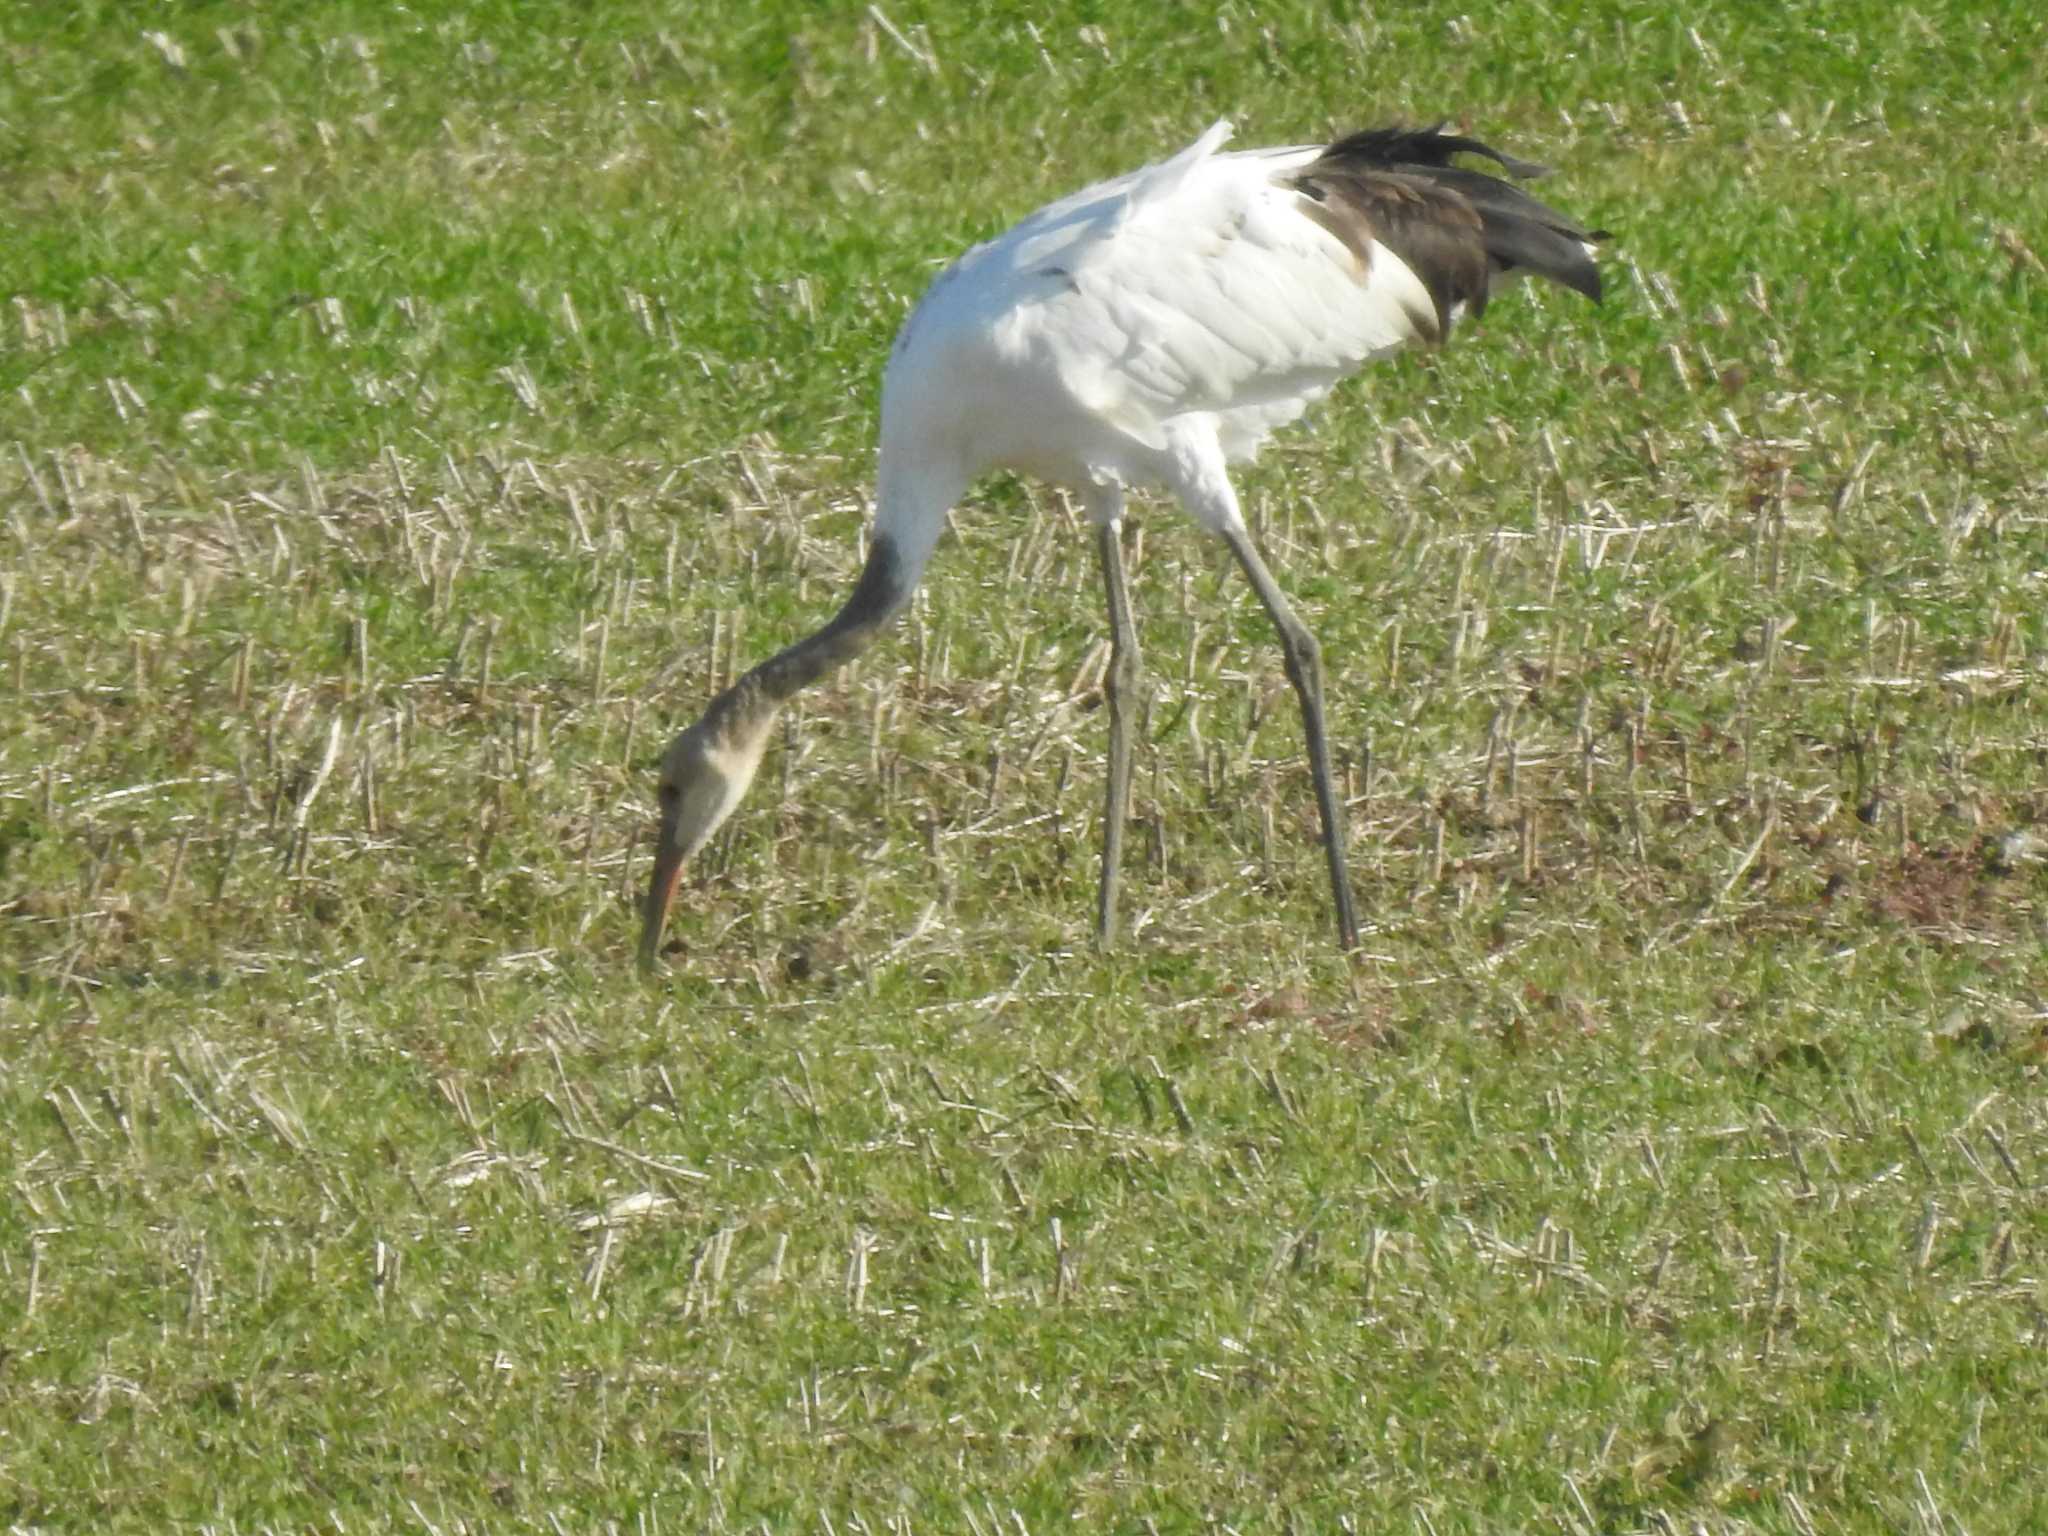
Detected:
[{"left": 640, "top": 119, "right": 1605, "bottom": 970}]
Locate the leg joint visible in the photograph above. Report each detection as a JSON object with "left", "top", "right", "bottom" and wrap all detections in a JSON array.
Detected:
[{"left": 1279, "top": 624, "right": 1323, "bottom": 693}]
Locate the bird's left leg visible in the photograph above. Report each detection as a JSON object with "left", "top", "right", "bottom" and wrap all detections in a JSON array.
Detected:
[
  {"left": 1089, "top": 485, "right": 1141, "bottom": 949},
  {"left": 1217, "top": 520, "right": 1362, "bottom": 951}
]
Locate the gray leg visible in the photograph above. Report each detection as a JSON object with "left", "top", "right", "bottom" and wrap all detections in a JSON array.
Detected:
[
  {"left": 1095, "top": 515, "right": 1142, "bottom": 949},
  {"left": 1217, "top": 523, "right": 1361, "bottom": 950}
]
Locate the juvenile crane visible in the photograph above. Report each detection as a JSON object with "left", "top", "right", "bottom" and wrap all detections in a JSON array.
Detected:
[{"left": 641, "top": 120, "right": 1605, "bottom": 968}]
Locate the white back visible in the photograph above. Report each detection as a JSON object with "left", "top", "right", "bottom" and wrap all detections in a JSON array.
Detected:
[{"left": 877, "top": 119, "right": 1440, "bottom": 539}]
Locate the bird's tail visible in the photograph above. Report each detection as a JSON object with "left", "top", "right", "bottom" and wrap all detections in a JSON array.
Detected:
[{"left": 1295, "top": 122, "right": 1608, "bottom": 334}]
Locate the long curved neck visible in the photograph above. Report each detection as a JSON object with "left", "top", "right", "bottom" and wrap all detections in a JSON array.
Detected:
[
  {"left": 745, "top": 533, "right": 913, "bottom": 708},
  {"left": 640, "top": 459, "right": 961, "bottom": 965},
  {"left": 699, "top": 449, "right": 962, "bottom": 748}
]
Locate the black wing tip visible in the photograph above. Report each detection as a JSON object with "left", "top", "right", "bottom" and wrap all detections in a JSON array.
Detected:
[
  {"left": 1498, "top": 243, "right": 1604, "bottom": 306},
  {"left": 1581, "top": 231, "right": 1616, "bottom": 302},
  {"left": 1309, "top": 118, "right": 1609, "bottom": 311}
]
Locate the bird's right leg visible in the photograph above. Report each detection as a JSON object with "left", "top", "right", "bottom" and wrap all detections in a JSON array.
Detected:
[
  {"left": 1091, "top": 491, "right": 1141, "bottom": 949},
  {"left": 1217, "top": 522, "right": 1362, "bottom": 952},
  {"left": 1162, "top": 431, "right": 1360, "bottom": 951}
]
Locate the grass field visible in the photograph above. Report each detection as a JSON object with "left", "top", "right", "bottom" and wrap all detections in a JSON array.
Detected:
[{"left": 4, "top": 0, "right": 2046, "bottom": 1529}]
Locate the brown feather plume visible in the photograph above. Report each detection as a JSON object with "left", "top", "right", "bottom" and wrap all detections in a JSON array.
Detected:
[{"left": 1290, "top": 122, "right": 1608, "bottom": 338}]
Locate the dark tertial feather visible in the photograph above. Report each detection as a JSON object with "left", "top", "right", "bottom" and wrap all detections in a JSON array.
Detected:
[
  {"left": 1290, "top": 123, "right": 1608, "bottom": 336},
  {"left": 1320, "top": 123, "right": 1559, "bottom": 181}
]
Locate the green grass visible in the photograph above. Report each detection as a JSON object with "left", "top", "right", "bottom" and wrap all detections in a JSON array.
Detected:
[{"left": 4, "top": 0, "right": 2046, "bottom": 1529}]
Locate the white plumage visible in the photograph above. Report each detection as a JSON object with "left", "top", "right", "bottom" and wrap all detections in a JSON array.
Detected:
[
  {"left": 878, "top": 123, "right": 1440, "bottom": 558},
  {"left": 641, "top": 119, "right": 1605, "bottom": 968}
]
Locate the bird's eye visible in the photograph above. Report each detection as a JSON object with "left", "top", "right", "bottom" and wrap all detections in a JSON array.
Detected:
[{"left": 658, "top": 783, "right": 679, "bottom": 807}]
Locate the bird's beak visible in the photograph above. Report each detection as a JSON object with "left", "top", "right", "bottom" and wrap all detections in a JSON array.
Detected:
[{"left": 638, "top": 826, "right": 687, "bottom": 974}]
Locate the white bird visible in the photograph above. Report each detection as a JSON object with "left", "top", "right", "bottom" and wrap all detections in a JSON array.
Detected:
[{"left": 641, "top": 120, "right": 1605, "bottom": 969}]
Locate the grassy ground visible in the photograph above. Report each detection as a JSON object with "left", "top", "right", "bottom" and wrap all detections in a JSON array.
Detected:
[{"left": 4, "top": 0, "right": 2046, "bottom": 1529}]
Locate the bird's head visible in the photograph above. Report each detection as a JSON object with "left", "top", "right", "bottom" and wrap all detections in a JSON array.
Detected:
[{"left": 638, "top": 702, "right": 774, "bottom": 972}]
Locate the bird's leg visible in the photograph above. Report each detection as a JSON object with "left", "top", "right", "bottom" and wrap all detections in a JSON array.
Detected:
[
  {"left": 1094, "top": 514, "right": 1143, "bottom": 949},
  {"left": 1217, "top": 523, "right": 1361, "bottom": 950}
]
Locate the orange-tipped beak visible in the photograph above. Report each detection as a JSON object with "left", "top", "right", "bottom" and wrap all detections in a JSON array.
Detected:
[{"left": 638, "top": 833, "right": 687, "bottom": 973}]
